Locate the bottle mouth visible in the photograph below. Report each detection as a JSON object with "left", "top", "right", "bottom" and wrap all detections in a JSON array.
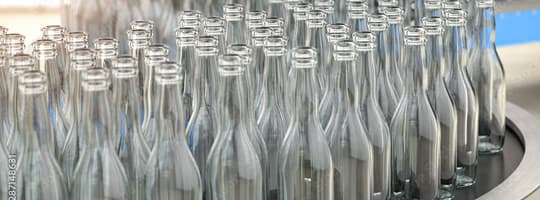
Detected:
[
  {"left": 444, "top": 9, "right": 467, "bottom": 27},
  {"left": 424, "top": 0, "right": 442, "bottom": 9},
  {"left": 112, "top": 67, "right": 138, "bottom": 79},
  {"left": 326, "top": 23, "right": 351, "bottom": 34},
  {"left": 422, "top": 17, "right": 444, "bottom": 35},
  {"left": 130, "top": 20, "right": 155, "bottom": 31},
  {"left": 127, "top": 30, "right": 151, "bottom": 48},
  {"left": 292, "top": 47, "right": 317, "bottom": 68},
  {"left": 204, "top": 17, "right": 226, "bottom": 27},
  {"left": 18, "top": 71, "right": 47, "bottom": 87},
  {"left": 145, "top": 44, "right": 170, "bottom": 57},
  {"left": 264, "top": 36, "right": 288, "bottom": 55},
  {"left": 327, "top": 33, "right": 350, "bottom": 43},
  {"left": 113, "top": 56, "right": 137, "bottom": 69},
  {"left": 404, "top": 26, "right": 427, "bottom": 45},
  {"left": 83, "top": 68, "right": 110, "bottom": 82},
  {"left": 3, "top": 33, "right": 25, "bottom": 45},
  {"left": 442, "top": 1, "right": 462, "bottom": 10},
  {"left": 477, "top": 0, "right": 494, "bottom": 8},
  {"left": 227, "top": 44, "right": 252, "bottom": 65},
  {"left": 179, "top": 19, "right": 202, "bottom": 29},
  {"left": 175, "top": 27, "right": 198, "bottom": 44},
  {"left": 368, "top": 15, "right": 389, "bottom": 31},
  {"left": 155, "top": 73, "right": 183, "bottom": 85},
  {"left": 94, "top": 38, "right": 119, "bottom": 56},
  {"left": 383, "top": 7, "right": 404, "bottom": 24},
  {"left": 223, "top": 4, "right": 245, "bottom": 21},
  {"left": 155, "top": 61, "right": 182, "bottom": 77},
  {"left": 41, "top": 25, "right": 65, "bottom": 41},
  {"left": 204, "top": 26, "right": 226, "bottom": 36},
  {"left": 246, "top": 10, "right": 267, "bottom": 21},
  {"left": 218, "top": 54, "right": 245, "bottom": 76},
  {"left": 19, "top": 82, "right": 47, "bottom": 95},
  {"left": 308, "top": 9, "right": 327, "bottom": 20},
  {"left": 314, "top": 0, "right": 334, "bottom": 7},
  {"left": 264, "top": 17, "right": 284, "bottom": 27},
  {"left": 178, "top": 10, "right": 202, "bottom": 21},
  {"left": 70, "top": 48, "right": 96, "bottom": 65},
  {"left": 32, "top": 39, "right": 57, "bottom": 58},
  {"left": 65, "top": 32, "right": 88, "bottom": 43},
  {"left": 347, "top": 2, "right": 368, "bottom": 19},
  {"left": 82, "top": 79, "right": 110, "bottom": 92},
  {"left": 9, "top": 54, "right": 34, "bottom": 69},
  {"left": 353, "top": 31, "right": 377, "bottom": 51}
]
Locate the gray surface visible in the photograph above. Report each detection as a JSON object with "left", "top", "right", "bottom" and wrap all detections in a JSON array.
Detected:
[{"left": 497, "top": 0, "right": 540, "bottom": 12}]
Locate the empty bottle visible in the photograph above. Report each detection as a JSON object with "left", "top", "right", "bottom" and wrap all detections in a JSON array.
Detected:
[
  {"left": 94, "top": 37, "right": 119, "bottom": 71},
  {"left": 146, "top": 62, "right": 202, "bottom": 200},
  {"left": 42, "top": 25, "right": 68, "bottom": 97},
  {"left": 326, "top": 40, "right": 373, "bottom": 200},
  {"left": 207, "top": 54, "right": 263, "bottom": 200},
  {"left": 62, "top": 32, "right": 89, "bottom": 108},
  {"left": 15, "top": 72, "right": 68, "bottom": 200},
  {"left": 279, "top": 47, "right": 333, "bottom": 200},
  {"left": 185, "top": 36, "right": 220, "bottom": 198},
  {"left": 384, "top": 7, "right": 405, "bottom": 97},
  {"left": 305, "top": 9, "right": 328, "bottom": 97},
  {"left": 111, "top": 56, "right": 150, "bottom": 200},
  {"left": 443, "top": 9, "right": 479, "bottom": 188},
  {"left": 467, "top": 0, "right": 506, "bottom": 154},
  {"left": 251, "top": 27, "right": 273, "bottom": 108},
  {"left": 128, "top": 29, "right": 152, "bottom": 95},
  {"left": 354, "top": 32, "right": 392, "bottom": 200},
  {"left": 257, "top": 36, "right": 289, "bottom": 200},
  {"left": 390, "top": 26, "right": 440, "bottom": 199},
  {"left": 368, "top": 15, "right": 399, "bottom": 125},
  {"left": 70, "top": 69, "right": 128, "bottom": 200},
  {"left": 423, "top": 16, "right": 458, "bottom": 199},
  {"left": 175, "top": 27, "right": 198, "bottom": 122}
]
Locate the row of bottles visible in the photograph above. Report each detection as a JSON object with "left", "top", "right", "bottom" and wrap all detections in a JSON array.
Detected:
[{"left": 0, "top": 0, "right": 505, "bottom": 199}]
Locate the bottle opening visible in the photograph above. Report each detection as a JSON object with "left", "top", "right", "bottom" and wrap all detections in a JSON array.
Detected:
[
  {"left": 18, "top": 71, "right": 47, "bottom": 86},
  {"left": 404, "top": 26, "right": 427, "bottom": 45},
  {"left": 353, "top": 31, "right": 377, "bottom": 51},
  {"left": 368, "top": 15, "right": 389, "bottom": 32},
  {"left": 423, "top": 17, "right": 444, "bottom": 35},
  {"left": 113, "top": 56, "right": 137, "bottom": 69},
  {"left": 19, "top": 82, "right": 47, "bottom": 95},
  {"left": 444, "top": 9, "right": 467, "bottom": 27},
  {"left": 70, "top": 48, "right": 96, "bottom": 62},
  {"left": 218, "top": 54, "right": 245, "bottom": 76},
  {"left": 83, "top": 68, "right": 110, "bottom": 83},
  {"left": 383, "top": 7, "right": 404, "bottom": 24},
  {"left": 82, "top": 79, "right": 110, "bottom": 92},
  {"left": 292, "top": 47, "right": 317, "bottom": 68},
  {"left": 145, "top": 44, "right": 170, "bottom": 57},
  {"left": 227, "top": 44, "right": 253, "bottom": 65},
  {"left": 156, "top": 62, "right": 182, "bottom": 77},
  {"left": 204, "top": 17, "right": 226, "bottom": 27},
  {"left": 113, "top": 67, "right": 138, "bottom": 79},
  {"left": 178, "top": 10, "right": 202, "bottom": 21},
  {"left": 130, "top": 20, "right": 155, "bottom": 32},
  {"left": 65, "top": 32, "right": 88, "bottom": 43},
  {"left": 41, "top": 25, "right": 65, "bottom": 41},
  {"left": 175, "top": 27, "right": 198, "bottom": 45},
  {"left": 9, "top": 54, "right": 35, "bottom": 68},
  {"left": 32, "top": 39, "right": 57, "bottom": 58}
]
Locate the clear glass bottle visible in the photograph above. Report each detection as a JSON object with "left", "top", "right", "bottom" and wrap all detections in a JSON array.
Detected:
[
  {"left": 256, "top": 36, "right": 289, "bottom": 200},
  {"left": 207, "top": 54, "right": 263, "bottom": 200},
  {"left": 111, "top": 56, "right": 149, "bottom": 200},
  {"left": 5, "top": 55, "right": 33, "bottom": 155},
  {"left": 94, "top": 37, "right": 119, "bottom": 72},
  {"left": 467, "top": 0, "right": 506, "bottom": 154},
  {"left": 424, "top": 16, "right": 458, "bottom": 199},
  {"left": 354, "top": 32, "right": 391, "bottom": 200},
  {"left": 141, "top": 45, "right": 170, "bottom": 149},
  {"left": 251, "top": 27, "right": 273, "bottom": 108},
  {"left": 32, "top": 39, "right": 67, "bottom": 158},
  {"left": 185, "top": 36, "right": 220, "bottom": 199},
  {"left": 227, "top": 45, "right": 269, "bottom": 200},
  {"left": 15, "top": 72, "right": 68, "bottom": 200},
  {"left": 383, "top": 7, "right": 405, "bottom": 97},
  {"left": 70, "top": 69, "right": 128, "bottom": 200},
  {"left": 146, "top": 62, "right": 203, "bottom": 200},
  {"left": 368, "top": 15, "right": 399, "bottom": 125},
  {"left": 291, "top": 2, "right": 312, "bottom": 48},
  {"left": 60, "top": 48, "right": 95, "bottom": 189},
  {"left": 347, "top": 1, "right": 369, "bottom": 32},
  {"left": 319, "top": 24, "right": 350, "bottom": 131},
  {"left": 443, "top": 9, "right": 479, "bottom": 188},
  {"left": 390, "top": 26, "right": 440, "bottom": 199},
  {"left": 175, "top": 27, "right": 198, "bottom": 122},
  {"left": 279, "top": 47, "right": 333, "bottom": 200},
  {"left": 224, "top": 4, "right": 247, "bottom": 45},
  {"left": 130, "top": 20, "right": 155, "bottom": 43},
  {"left": 62, "top": 31, "right": 89, "bottom": 107},
  {"left": 128, "top": 29, "right": 152, "bottom": 95},
  {"left": 326, "top": 40, "right": 373, "bottom": 200}
]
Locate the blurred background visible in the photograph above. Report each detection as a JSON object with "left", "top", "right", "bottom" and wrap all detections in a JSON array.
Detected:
[{"left": 1, "top": 0, "right": 540, "bottom": 115}]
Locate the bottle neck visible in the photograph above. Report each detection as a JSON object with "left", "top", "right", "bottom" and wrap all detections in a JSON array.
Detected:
[
  {"left": 154, "top": 82, "right": 185, "bottom": 143},
  {"left": 19, "top": 91, "right": 53, "bottom": 152},
  {"left": 193, "top": 54, "right": 218, "bottom": 108},
  {"left": 290, "top": 66, "right": 319, "bottom": 122},
  {"left": 218, "top": 74, "right": 247, "bottom": 131},
  {"left": 81, "top": 89, "right": 114, "bottom": 149},
  {"left": 112, "top": 76, "right": 142, "bottom": 134},
  {"left": 375, "top": 30, "right": 390, "bottom": 72},
  {"left": 261, "top": 53, "right": 287, "bottom": 109},
  {"left": 66, "top": 69, "right": 85, "bottom": 122},
  {"left": 403, "top": 44, "right": 428, "bottom": 95},
  {"left": 293, "top": 18, "right": 308, "bottom": 47},
  {"left": 477, "top": 6, "right": 495, "bottom": 49},
  {"left": 357, "top": 50, "right": 378, "bottom": 103},
  {"left": 426, "top": 34, "right": 445, "bottom": 84},
  {"left": 388, "top": 23, "right": 404, "bottom": 58},
  {"left": 335, "top": 58, "right": 359, "bottom": 110},
  {"left": 446, "top": 25, "right": 468, "bottom": 72}
]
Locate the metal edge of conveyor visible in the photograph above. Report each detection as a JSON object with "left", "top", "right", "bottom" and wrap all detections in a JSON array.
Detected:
[{"left": 478, "top": 102, "right": 540, "bottom": 200}]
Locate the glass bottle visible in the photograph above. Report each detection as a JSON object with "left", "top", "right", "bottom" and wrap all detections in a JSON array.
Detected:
[
  {"left": 424, "top": 16, "right": 458, "bottom": 199},
  {"left": 443, "top": 9, "right": 479, "bottom": 188},
  {"left": 60, "top": 48, "right": 95, "bottom": 189},
  {"left": 15, "top": 72, "right": 67, "bottom": 200},
  {"left": 226, "top": 45, "right": 270, "bottom": 200},
  {"left": 326, "top": 41, "right": 373, "bottom": 200},
  {"left": 224, "top": 4, "right": 247, "bottom": 45},
  {"left": 128, "top": 29, "right": 151, "bottom": 95},
  {"left": 5, "top": 55, "right": 33, "bottom": 155},
  {"left": 291, "top": 2, "right": 312, "bottom": 48},
  {"left": 246, "top": 10, "right": 267, "bottom": 46},
  {"left": 383, "top": 7, "right": 405, "bottom": 97},
  {"left": 146, "top": 63, "right": 202, "bottom": 200},
  {"left": 94, "top": 37, "right": 119, "bottom": 73},
  {"left": 42, "top": 25, "right": 68, "bottom": 97},
  {"left": 3, "top": 33, "right": 25, "bottom": 134},
  {"left": 70, "top": 69, "right": 128, "bottom": 200},
  {"left": 279, "top": 47, "right": 333, "bottom": 200},
  {"left": 111, "top": 56, "right": 149, "bottom": 200},
  {"left": 62, "top": 31, "right": 89, "bottom": 107},
  {"left": 256, "top": 36, "right": 288, "bottom": 200},
  {"left": 368, "top": 15, "right": 399, "bottom": 125},
  {"left": 354, "top": 32, "right": 391, "bottom": 200},
  {"left": 207, "top": 54, "right": 263, "bottom": 200},
  {"left": 467, "top": 0, "right": 506, "bottom": 154},
  {"left": 142, "top": 45, "right": 170, "bottom": 149},
  {"left": 390, "top": 26, "right": 440, "bottom": 199},
  {"left": 185, "top": 36, "right": 219, "bottom": 199},
  {"left": 319, "top": 24, "right": 350, "bottom": 131},
  {"left": 347, "top": 1, "right": 369, "bottom": 32},
  {"left": 176, "top": 27, "right": 198, "bottom": 122},
  {"left": 32, "top": 39, "right": 67, "bottom": 158}
]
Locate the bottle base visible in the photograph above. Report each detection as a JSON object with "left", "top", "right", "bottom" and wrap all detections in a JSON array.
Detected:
[
  {"left": 439, "top": 178, "right": 455, "bottom": 199},
  {"left": 456, "top": 174, "right": 476, "bottom": 188},
  {"left": 478, "top": 135, "right": 504, "bottom": 155}
]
